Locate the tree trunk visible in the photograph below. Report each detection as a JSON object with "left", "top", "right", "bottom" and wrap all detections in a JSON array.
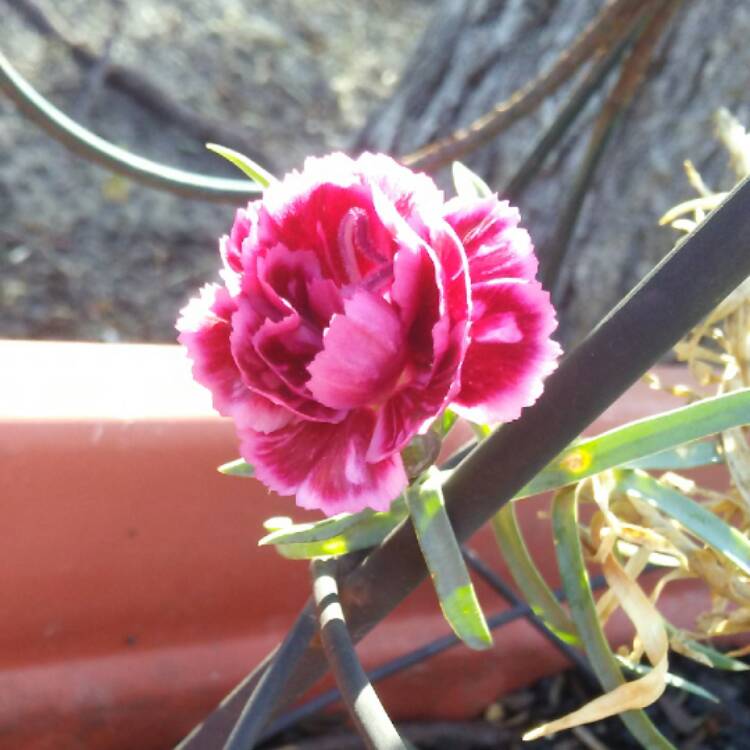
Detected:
[{"left": 356, "top": 0, "right": 750, "bottom": 345}]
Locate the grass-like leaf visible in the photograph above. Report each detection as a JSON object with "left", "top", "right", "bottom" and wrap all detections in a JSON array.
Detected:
[
  {"left": 406, "top": 469, "right": 492, "bottom": 651},
  {"left": 206, "top": 143, "right": 276, "bottom": 188},
  {"left": 273, "top": 507, "right": 408, "bottom": 560},
  {"left": 665, "top": 623, "right": 749, "bottom": 671},
  {"left": 218, "top": 458, "right": 255, "bottom": 477},
  {"left": 260, "top": 500, "right": 406, "bottom": 546},
  {"left": 549, "top": 487, "right": 675, "bottom": 749},
  {"left": 617, "top": 469, "right": 750, "bottom": 576},
  {"left": 625, "top": 438, "right": 723, "bottom": 470},
  {"left": 492, "top": 504, "right": 578, "bottom": 642},
  {"left": 517, "top": 389, "right": 750, "bottom": 500}
]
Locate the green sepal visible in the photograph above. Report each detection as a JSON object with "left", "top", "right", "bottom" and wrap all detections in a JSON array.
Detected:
[{"left": 435, "top": 409, "right": 459, "bottom": 439}]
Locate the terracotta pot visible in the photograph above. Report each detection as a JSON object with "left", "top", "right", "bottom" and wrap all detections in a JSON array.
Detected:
[{"left": 0, "top": 340, "right": 722, "bottom": 749}]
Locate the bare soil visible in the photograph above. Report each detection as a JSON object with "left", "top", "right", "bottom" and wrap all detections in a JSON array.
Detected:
[{"left": 266, "top": 654, "right": 750, "bottom": 749}]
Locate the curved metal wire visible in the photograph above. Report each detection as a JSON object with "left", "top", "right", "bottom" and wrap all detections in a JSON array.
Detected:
[
  {"left": 0, "top": 50, "right": 261, "bottom": 203},
  {"left": 262, "top": 604, "right": 532, "bottom": 742},
  {"left": 312, "top": 558, "right": 407, "bottom": 750},
  {"left": 461, "top": 547, "right": 597, "bottom": 685}
]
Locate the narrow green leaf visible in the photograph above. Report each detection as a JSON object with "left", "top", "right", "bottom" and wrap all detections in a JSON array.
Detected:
[
  {"left": 406, "top": 469, "right": 492, "bottom": 650},
  {"left": 664, "top": 623, "right": 749, "bottom": 671},
  {"left": 518, "top": 388, "right": 750, "bottom": 500},
  {"left": 274, "top": 506, "right": 407, "bottom": 560},
  {"left": 260, "top": 500, "right": 406, "bottom": 546},
  {"left": 625, "top": 439, "right": 723, "bottom": 470},
  {"left": 552, "top": 488, "right": 676, "bottom": 749},
  {"left": 492, "top": 504, "right": 578, "bottom": 642},
  {"left": 260, "top": 513, "right": 363, "bottom": 546},
  {"left": 218, "top": 458, "right": 255, "bottom": 477},
  {"left": 690, "top": 643, "right": 749, "bottom": 671},
  {"left": 451, "top": 161, "right": 493, "bottom": 199},
  {"left": 617, "top": 470, "right": 750, "bottom": 576},
  {"left": 615, "top": 656, "right": 719, "bottom": 703},
  {"left": 262, "top": 516, "right": 293, "bottom": 533},
  {"left": 206, "top": 143, "right": 276, "bottom": 188}
]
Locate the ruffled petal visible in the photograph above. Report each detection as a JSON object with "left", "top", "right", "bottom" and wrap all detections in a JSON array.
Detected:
[
  {"left": 360, "top": 190, "right": 471, "bottom": 460},
  {"left": 259, "top": 153, "right": 446, "bottom": 291},
  {"left": 259, "top": 169, "right": 382, "bottom": 287},
  {"left": 230, "top": 298, "right": 343, "bottom": 423},
  {"left": 258, "top": 244, "right": 325, "bottom": 320},
  {"left": 307, "top": 290, "right": 406, "bottom": 410},
  {"left": 177, "top": 284, "right": 293, "bottom": 432},
  {"left": 390, "top": 238, "right": 440, "bottom": 368},
  {"left": 452, "top": 279, "right": 561, "bottom": 424},
  {"left": 254, "top": 314, "right": 322, "bottom": 395},
  {"left": 224, "top": 203, "right": 258, "bottom": 273},
  {"left": 443, "top": 196, "right": 538, "bottom": 283},
  {"left": 355, "top": 152, "right": 445, "bottom": 232},
  {"left": 368, "top": 312, "right": 470, "bottom": 461},
  {"left": 180, "top": 154, "right": 559, "bottom": 517},
  {"left": 238, "top": 410, "right": 407, "bottom": 514},
  {"left": 307, "top": 276, "right": 344, "bottom": 328}
]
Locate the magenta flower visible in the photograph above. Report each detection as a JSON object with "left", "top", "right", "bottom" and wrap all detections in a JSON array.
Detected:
[{"left": 178, "top": 153, "right": 560, "bottom": 515}]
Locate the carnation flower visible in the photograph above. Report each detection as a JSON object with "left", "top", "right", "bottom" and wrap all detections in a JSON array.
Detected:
[{"left": 178, "top": 153, "right": 560, "bottom": 515}]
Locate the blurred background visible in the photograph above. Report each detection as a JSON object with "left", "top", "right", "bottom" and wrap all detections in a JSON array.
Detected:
[
  {"left": 1, "top": 0, "right": 749, "bottom": 345},
  {"left": 0, "top": 0, "right": 430, "bottom": 341}
]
